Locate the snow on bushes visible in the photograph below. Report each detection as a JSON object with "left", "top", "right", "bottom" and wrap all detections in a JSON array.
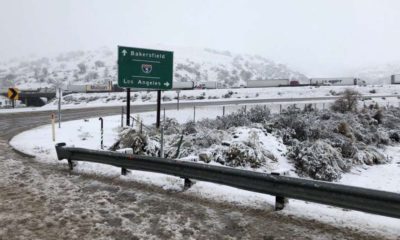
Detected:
[
  {"left": 114, "top": 101, "right": 399, "bottom": 181},
  {"left": 288, "top": 140, "right": 350, "bottom": 181}
]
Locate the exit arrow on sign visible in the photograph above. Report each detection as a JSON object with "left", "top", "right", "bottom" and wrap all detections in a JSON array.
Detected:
[{"left": 7, "top": 88, "right": 19, "bottom": 100}]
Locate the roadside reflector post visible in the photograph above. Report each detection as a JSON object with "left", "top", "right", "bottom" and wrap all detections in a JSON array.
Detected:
[
  {"left": 271, "top": 172, "right": 288, "bottom": 210},
  {"left": 193, "top": 106, "right": 196, "bottom": 123},
  {"left": 99, "top": 117, "right": 104, "bottom": 150},
  {"left": 160, "top": 108, "right": 166, "bottom": 158},
  {"left": 51, "top": 113, "right": 56, "bottom": 142},
  {"left": 176, "top": 90, "right": 180, "bottom": 110},
  {"left": 121, "top": 106, "right": 124, "bottom": 128},
  {"left": 160, "top": 127, "right": 164, "bottom": 158},
  {"left": 223, "top": 106, "right": 225, "bottom": 116}
]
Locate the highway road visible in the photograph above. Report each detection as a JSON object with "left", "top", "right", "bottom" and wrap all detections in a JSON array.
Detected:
[{"left": 0, "top": 101, "right": 387, "bottom": 239}]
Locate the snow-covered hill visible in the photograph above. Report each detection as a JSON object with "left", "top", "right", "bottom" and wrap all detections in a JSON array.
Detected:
[
  {"left": 0, "top": 47, "right": 307, "bottom": 89},
  {"left": 354, "top": 62, "right": 400, "bottom": 84}
]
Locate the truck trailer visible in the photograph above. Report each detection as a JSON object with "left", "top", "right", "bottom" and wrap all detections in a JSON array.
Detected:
[
  {"left": 309, "top": 77, "right": 358, "bottom": 86},
  {"left": 172, "top": 81, "right": 195, "bottom": 90},
  {"left": 391, "top": 74, "right": 400, "bottom": 84},
  {"left": 246, "top": 79, "right": 290, "bottom": 88}
]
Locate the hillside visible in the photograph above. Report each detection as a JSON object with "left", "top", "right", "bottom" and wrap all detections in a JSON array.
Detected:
[
  {"left": 0, "top": 47, "right": 308, "bottom": 90},
  {"left": 354, "top": 62, "right": 400, "bottom": 84}
]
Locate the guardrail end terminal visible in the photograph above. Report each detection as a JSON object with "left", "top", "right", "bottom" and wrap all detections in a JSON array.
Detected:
[{"left": 55, "top": 142, "right": 71, "bottom": 161}]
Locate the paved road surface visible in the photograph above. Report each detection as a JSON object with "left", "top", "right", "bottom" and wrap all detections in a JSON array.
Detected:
[{"left": 0, "top": 103, "right": 388, "bottom": 239}]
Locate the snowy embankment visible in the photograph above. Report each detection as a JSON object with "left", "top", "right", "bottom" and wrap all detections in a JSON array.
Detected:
[{"left": 10, "top": 104, "right": 400, "bottom": 239}]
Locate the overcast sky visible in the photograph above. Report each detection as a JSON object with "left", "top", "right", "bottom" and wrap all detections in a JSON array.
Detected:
[{"left": 0, "top": 0, "right": 399, "bottom": 76}]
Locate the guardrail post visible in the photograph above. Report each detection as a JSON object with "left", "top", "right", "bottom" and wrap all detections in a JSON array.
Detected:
[
  {"left": 121, "top": 168, "right": 127, "bottom": 176},
  {"left": 223, "top": 106, "right": 225, "bottom": 116},
  {"left": 271, "top": 172, "right": 287, "bottom": 211},
  {"left": 183, "top": 178, "right": 193, "bottom": 190},
  {"left": 68, "top": 159, "right": 74, "bottom": 170}
]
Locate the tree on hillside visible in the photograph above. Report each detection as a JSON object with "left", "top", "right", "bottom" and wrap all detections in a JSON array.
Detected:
[
  {"left": 77, "top": 62, "right": 87, "bottom": 74},
  {"left": 95, "top": 60, "right": 105, "bottom": 68}
]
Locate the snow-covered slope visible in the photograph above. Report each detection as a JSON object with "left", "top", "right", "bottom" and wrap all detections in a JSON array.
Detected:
[
  {"left": 354, "top": 62, "right": 400, "bottom": 84},
  {"left": 0, "top": 47, "right": 307, "bottom": 89}
]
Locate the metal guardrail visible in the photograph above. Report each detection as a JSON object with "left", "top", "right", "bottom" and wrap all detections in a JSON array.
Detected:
[{"left": 55, "top": 143, "right": 400, "bottom": 219}]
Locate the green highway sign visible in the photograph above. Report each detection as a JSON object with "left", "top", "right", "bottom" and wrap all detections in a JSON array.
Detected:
[{"left": 118, "top": 46, "right": 173, "bottom": 90}]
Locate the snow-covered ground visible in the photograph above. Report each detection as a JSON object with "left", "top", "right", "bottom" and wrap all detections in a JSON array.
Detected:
[{"left": 10, "top": 105, "right": 400, "bottom": 238}]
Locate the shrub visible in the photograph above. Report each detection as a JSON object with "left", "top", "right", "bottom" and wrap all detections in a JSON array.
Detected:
[
  {"left": 331, "top": 89, "right": 361, "bottom": 113},
  {"left": 337, "top": 122, "right": 352, "bottom": 138},
  {"left": 373, "top": 109, "right": 383, "bottom": 124},
  {"left": 289, "top": 140, "right": 350, "bottom": 181},
  {"left": 246, "top": 105, "right": 271, "bottom": 123}
]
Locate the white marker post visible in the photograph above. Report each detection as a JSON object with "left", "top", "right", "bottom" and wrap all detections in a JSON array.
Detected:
[{"left": 51, "top": 113, "right": 55, "bottom": 142}]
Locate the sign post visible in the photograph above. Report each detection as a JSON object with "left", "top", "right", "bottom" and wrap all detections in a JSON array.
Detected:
[
  {"left": 118, "top": 46, "right": 173, "bottom": 129},
  {"left": 156, "top": 90, "right": 161, "bottom": 128},
  {"left": 126, "top": 88, "right": 130, "bottom": 126}
]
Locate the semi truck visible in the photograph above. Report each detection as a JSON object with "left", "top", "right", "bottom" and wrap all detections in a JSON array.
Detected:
[{"left": 196, "top": 81, "right": 220, "bottom": 89}]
